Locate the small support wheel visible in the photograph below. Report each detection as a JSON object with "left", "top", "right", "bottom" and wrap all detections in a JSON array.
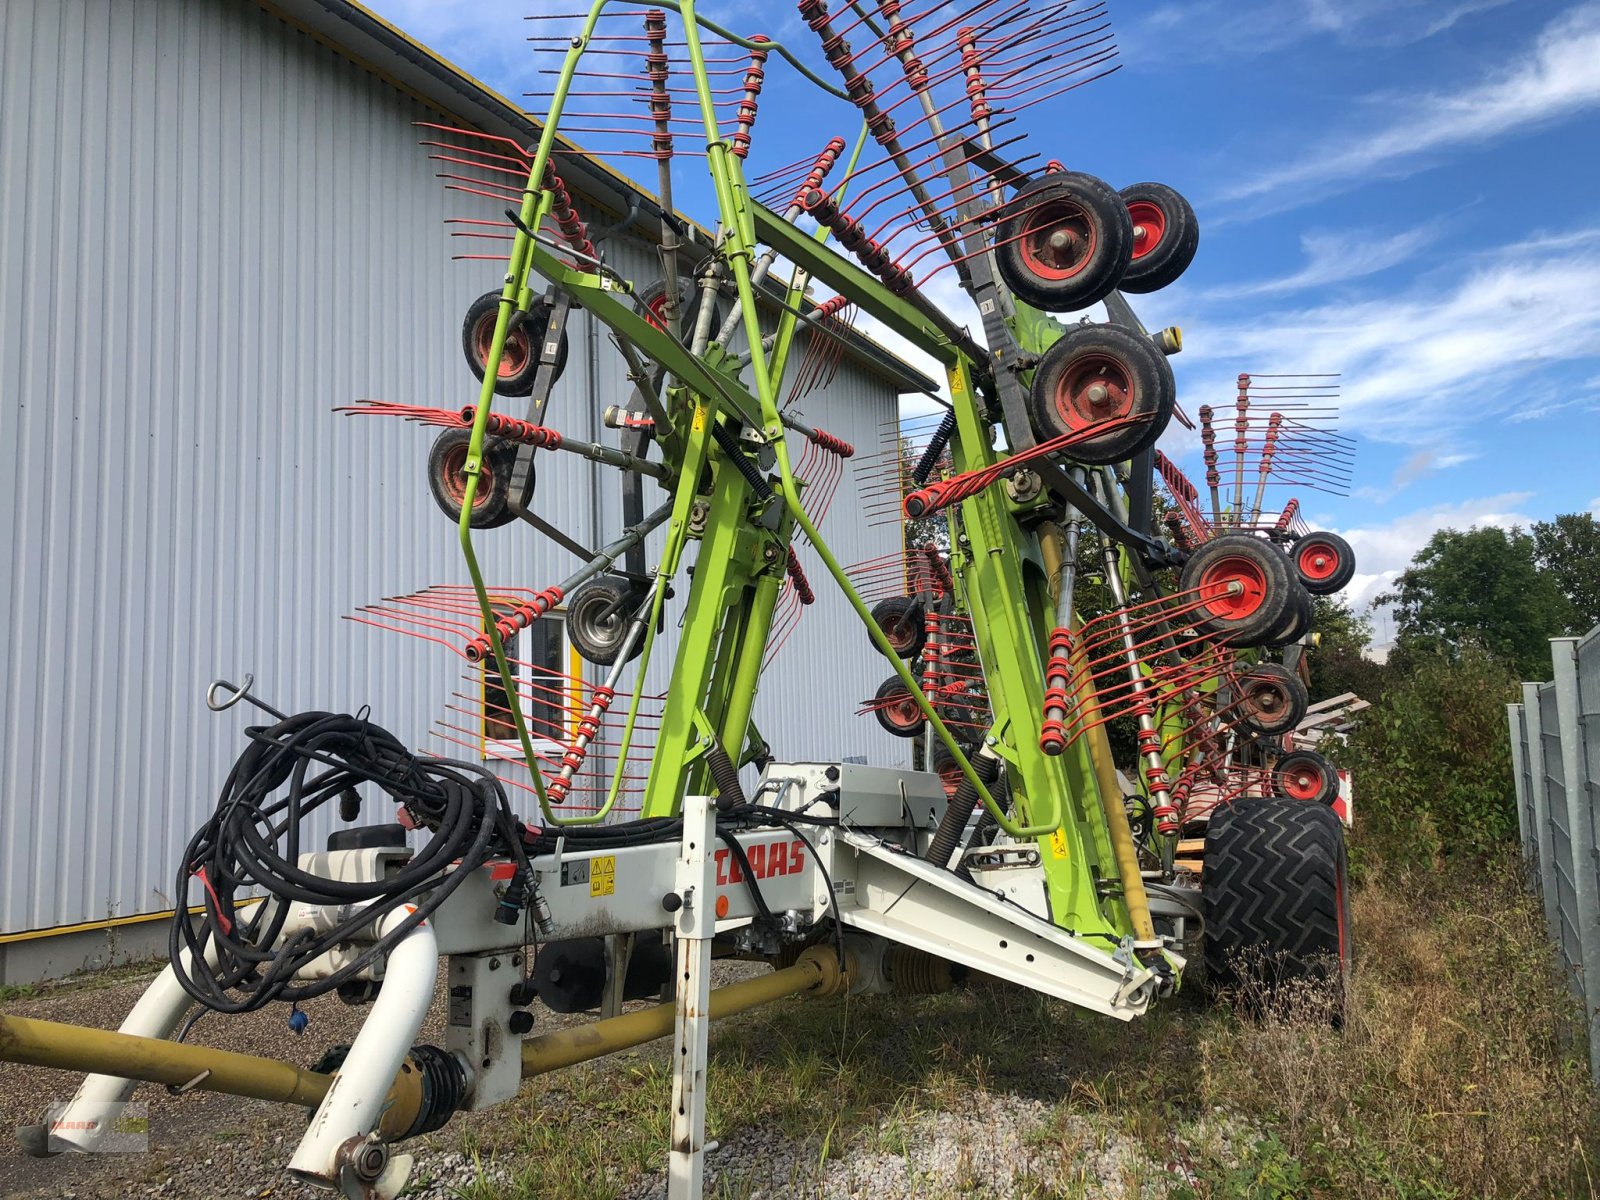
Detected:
[
  {"left": 995, "top": 172, "right": 1132, "bottom": 312},
  {"left": 1117, "top": 182, "right": 1199, "bottom": 294},
  {"left": 1179, "top": 535, "right": 1295, "bottom": 646},
  {"left": 462, "top": 291, "right": 569, "bottom": 396},
  {"left": 1025, "top": 323, "right": 1175, "bottom": 464},
  {"left": 869, "top": 596, "right": 927, "bottom": 660},
  {"left": 873, "top": 675, "right": 926, "bottom": 739},
  {"left": 637, "top": 278, "right": 723, "bottom": 345},
  {"left": 1293, "top": 531, "right": 1356, "bottom": 595},
  {"left": 427, "top": 428, "right": 520, "bottom": 529},
  {"left": 1272, "top": 748, "right": 1341, "bottom": 806},
  {"left": 1203, "top": 798, "right": 1350, "bottom": 1021},
  {"left": 566, "top": 574, "right": 648, "bottom": 666},
  {"left": 1235, "top": 662, "right": 1308, "bottom": 736}
]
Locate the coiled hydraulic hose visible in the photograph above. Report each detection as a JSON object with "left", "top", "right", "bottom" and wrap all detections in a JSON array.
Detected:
[{"left": 925, "top": 750, "right": 1000, "bottom": 869}]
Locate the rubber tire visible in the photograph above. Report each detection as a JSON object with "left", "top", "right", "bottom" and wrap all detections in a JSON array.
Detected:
[
  {"left": 1263, "top": 584, "right": 1314, "bottom": 649},
  {"left": 1272, "top": 748, "right": 1341, "bottom": 806},
  {"left": 1026, "top": 323, "right": 1176, "bottom": 464},
  {"left": 462, "top": 291, "right": 570, "bottom": 397},
  {"left": 1117, "top": 182, "right": 1199, "bottom": 294},
  {"left": 565, "top": 574, "right": 647, "bottom": 666},
  {"left": 427, "top": 427, "right": 520, "bottom": 529},
  {"left": 873, "top": 675, "right": 926, "bottom": 739},
  {"left": 637, "top": 278, "right": 723, "bottom": 346},
  {"left": 995, "top": 172, "right": 1133, "bottom": 313},
  {"left": 1202, "top": 797, "right": 1350, "bottom": 1015},
  {"left": 1179, "top": 535, "right": 1295, "bottom": 647},
  {"left": 870, "top": 596, "right": 927, "bottom": 660},
  {"left": 1293, "top": 531, "right": 1356, "bottom": 596},
  {"left": 1235, "top": 662, "right": 1308, "bottom": 736}
]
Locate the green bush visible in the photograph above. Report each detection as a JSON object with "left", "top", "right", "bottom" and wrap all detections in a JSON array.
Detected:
[{"left": 1342, "top": 644, "right": 1520, "bottom": 869}]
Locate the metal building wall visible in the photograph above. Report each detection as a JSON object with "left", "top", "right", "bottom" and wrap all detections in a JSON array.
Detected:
[{"left": 0, "top": 0, "right": 904, "bottom": 934}]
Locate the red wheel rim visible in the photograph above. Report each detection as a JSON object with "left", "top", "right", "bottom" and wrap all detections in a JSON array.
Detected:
[
  {"left": 884, "top": 617, "right": 916, "bottom": 654},
  {"left": 1297, "top": 539, "right": 1340, "bottom": 582},
  {"left": 1018, "top": 198, "right": 1096, "bottom": 281},
  {"left": 474, "top": 313, "right": 530, "bottom": 380},
  {"left": 1280, "top": 762, "right": 1324, "bottom": 801},
  {"left": 1196, "top": 554, "right": 1268, "bottom": 620},
  {"left": 1127, "top": 199, "right": 1167, "bottom": 261},
  {"left": 1053, "top": 352, "right": 1134, "bottom": 430},
  {"left": 440, "top": 442, "right": 493, "bottom": 511},
  {"left": 643, "top": 291, "right": 673, "bottom": 331},
  {"left": 884, "top": 692, "right": 922, "bottom": 731}
]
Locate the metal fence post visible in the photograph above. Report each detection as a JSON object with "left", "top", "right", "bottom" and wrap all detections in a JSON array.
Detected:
[
  {"left": 1523, "top": 681, "right": 1562, "bottom": 947},
  {"left": 1508, "top": 702, "right": 1532, "bottom": 867},
  {"left": 1552, "top": 638, "right": 1600, "bottom": 1077}
]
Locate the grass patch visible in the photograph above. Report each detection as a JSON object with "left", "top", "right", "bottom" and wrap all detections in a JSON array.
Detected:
[{"left": 453, "top": 854, "right": 1598, "bottom": 1199}]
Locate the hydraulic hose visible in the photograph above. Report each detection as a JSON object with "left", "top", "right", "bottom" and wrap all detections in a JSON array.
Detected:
[{"left": 925, "top": 750, "right": 1000, "bottom": 869}]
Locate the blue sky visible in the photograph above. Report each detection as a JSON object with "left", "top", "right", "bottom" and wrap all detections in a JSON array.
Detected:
[{"left": 367, "top": 0, "right": 1600, "bottom": 642}]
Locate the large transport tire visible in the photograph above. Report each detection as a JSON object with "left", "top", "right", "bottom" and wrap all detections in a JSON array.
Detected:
[
  {"left": 1179, "top": 534, "right": 1295, "bottom": 647},
  {"left": 1272, "top": 748, "right": 1342, "bottom": 806},
  {"left": 1293, "top": 531, "right": 1356, "bottom": 596},
  {"left": 1117, "top": 182, "right": 1200, "bottom": 294},
  {"left": 427, "top": 428, "right": 520, "bottom": 529},
  {"left": 1203, "top": 798, "right": 1350, "bottom": 1012},
  {"left": 1025, "top": 323, "right": 1175, "bottom": 464},
  {"left": 995, "top": 172, "right": 1133, "bottom": 312},
  {"left": 870, "top": 596, "right": 927, "bottom": 660},
  {"left": 462, "top": 291, "right": 569, "bottom": 396},
  {"left": 1235, "top": 662, "right": 1309, "bottom": 736},
  {"left": 1263, "top": 583, "right": 1313, "bottom": 649}
]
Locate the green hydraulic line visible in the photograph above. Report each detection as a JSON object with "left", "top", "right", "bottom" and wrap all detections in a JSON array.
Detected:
[{"left": 676, "top": 0, "right": 1051, "bottom": 840}]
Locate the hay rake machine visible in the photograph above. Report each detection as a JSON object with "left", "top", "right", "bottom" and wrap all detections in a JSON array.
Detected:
[{"left": 4, "top": 2, "right": 1362, "bottom": 1196}]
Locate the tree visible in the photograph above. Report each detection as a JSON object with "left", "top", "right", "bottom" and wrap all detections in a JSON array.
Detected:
[
  {"left": 1532, "top": 512, "right": 1600, "bottom": 632},
  {"left": 1342, "top": 645, "right": 1519, "bottom": 869},
  {"left": 1378, "top": 526, "right": 1575, "bottom": 678},
  {"left": 1307, "top": 595, "right": 1386, "bottom": 703}
]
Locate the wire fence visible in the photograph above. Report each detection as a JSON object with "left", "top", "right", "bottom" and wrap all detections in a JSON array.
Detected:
[{"left": 1508, "top": 625, "right": 1600, "bottom": 1081}]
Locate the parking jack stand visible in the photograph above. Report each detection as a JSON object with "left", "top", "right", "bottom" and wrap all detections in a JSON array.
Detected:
[{"left": 667, "top": 792, "right": 717, "bottom": 1200}]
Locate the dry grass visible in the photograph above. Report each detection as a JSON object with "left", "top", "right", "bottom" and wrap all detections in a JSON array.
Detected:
[
  {"left": 1196, "top": 857, "right": 1599, "bottom": 1198},
  {"left": 452, "top": 855, "right": 1599, "bottom": 1199}
]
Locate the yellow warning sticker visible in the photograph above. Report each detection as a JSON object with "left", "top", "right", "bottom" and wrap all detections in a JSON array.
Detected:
[
  {"left": 1048, "top": 829, "right": 1069, "bottom": 859},
  {"left": 591, "top": 855, "right": 616, "bottom": 898},
  {"left": 692, "top": 404, "right": 708, "bottom": 432},
  {"left": 947, "top": 369, "right": 965, "bottom": 395}
]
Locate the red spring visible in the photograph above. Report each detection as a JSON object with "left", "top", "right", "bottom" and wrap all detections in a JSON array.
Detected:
[
  {"left": 540, "top": 164, "right": 596, "bottom": 262},
  {"left": 807, "top": 424, "right": 855, "bottom": 458},
  {"left": 786, "top": 548, "right": 815, "bottom": 605},
  {"left": 880, "top": 0, "right": 928, "bottom": 92},
  {"left": 1275, "top": 498, "right": 1300, "bottom": 533},
  {"left": 800, "top": 187, "right": 915, "bottom": 294},
  {"left": 466, "top": 586, "right": 565, "bottom": 663},
  {"left": 793, "top": 137, "right": 848, "bottom": 209},
  {"left": 1198, "top": 404, "right": 1220, "bottom": 492},
  {"left": 923, "top": 546, "right": 953, "bottom": 595},
  {"left": 458, "top": 407, "right": 562, "bottom": 448},
  {"left": 547, "top": 686, "right": 617, "bottom": 804},
  {"left": 957, "top": 27, "right": 991, "bottom": 123},
  {"left": 1039, "top": 627, "right": 1075, "bottom": 755},
  {"left": 1164, "top": 511, "right": 1193, "bottom": 551},
  {"left": 731, "top": 36, "right": 770, "bottom": 160}
]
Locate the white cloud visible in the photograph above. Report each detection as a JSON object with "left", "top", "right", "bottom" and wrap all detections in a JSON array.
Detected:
[
  {"left": 1165, "top": 224, "right": 1600, "bottom": 446},
  {"left": 1130, "top": 0, "right": 1511, "bottom": 60},
  {"left": 1220, "top": 3, "right": 1600, "bottom": 207},
  {"left": 1326, "top": 491, "right": 1536, "bottom": 634},
  {"left": 1204, "top": 224, "right": 1438, "bottom": 300}
]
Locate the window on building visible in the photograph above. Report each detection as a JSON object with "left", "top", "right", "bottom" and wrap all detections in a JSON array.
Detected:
[{"left": 483, "top": 618, "right": 571, "bottom": 750}]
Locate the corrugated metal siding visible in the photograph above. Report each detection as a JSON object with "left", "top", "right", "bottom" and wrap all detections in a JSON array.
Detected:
[{"left": 0, "top": 0, "right": 905, "bottom": 932}]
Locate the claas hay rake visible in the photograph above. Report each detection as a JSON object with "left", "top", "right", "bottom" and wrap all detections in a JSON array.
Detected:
[{"left": 3, "top": 2, "right": 1360, "bottom": 1196}]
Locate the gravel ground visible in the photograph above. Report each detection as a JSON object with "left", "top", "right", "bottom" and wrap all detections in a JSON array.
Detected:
[
  {"left": 624, "top": 1096, "right": 1256, "bottom": 1200},
  {"left": 0, "top": 959, "right": 753, "bottom": 1200}
]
